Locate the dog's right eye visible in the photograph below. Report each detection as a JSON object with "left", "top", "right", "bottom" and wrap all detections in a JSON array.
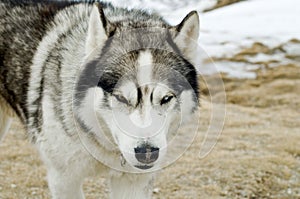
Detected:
[
  {"left": 160, "top": 95, "right": 174, "bottom": 105},
  {"left": 114, "top": 94, "right": 128, "bottom": 105}
]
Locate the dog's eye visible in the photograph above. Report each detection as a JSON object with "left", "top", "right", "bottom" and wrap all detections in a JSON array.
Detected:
[
  {"left": 160, "top": 95, "right": 174, "bottom": 105},
  {"left": 114, "top": 95, "right": 128, "bottom": 105}
]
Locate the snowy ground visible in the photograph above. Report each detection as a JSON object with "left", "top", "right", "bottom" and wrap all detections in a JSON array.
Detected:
[
  {"left": 105, "top": 0, "right": 300, "bottom": 78},
  {"left": 199, "top": 0, "right": 300, "bottom": 78}
]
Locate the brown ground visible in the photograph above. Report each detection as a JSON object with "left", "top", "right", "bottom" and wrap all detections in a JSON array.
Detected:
[
  {"left": 204, "top": 0, "right": 245, "bottom": 12},
  {"left": 0, "top": 62, "right": 299, "bottom": 198}
]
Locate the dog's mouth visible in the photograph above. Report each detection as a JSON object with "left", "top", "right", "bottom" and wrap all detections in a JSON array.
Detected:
[{"left": 134, "top": 164, "right": 153, "bottom": 170}]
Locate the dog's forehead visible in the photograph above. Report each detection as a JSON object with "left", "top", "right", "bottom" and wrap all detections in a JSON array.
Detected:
[
  {"left": 113, "top": 27, "right": 171, "bottom": 48},
  {"left": 115, "top": 51, "right": 158, "bottom": 96},
  {"left": 136, "top": 51, "right": 153, "bottom": 86}
]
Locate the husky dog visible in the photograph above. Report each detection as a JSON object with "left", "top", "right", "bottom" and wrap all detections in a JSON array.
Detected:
[{"left": 0, "top": 0, "right": 200, "bottom": 198}]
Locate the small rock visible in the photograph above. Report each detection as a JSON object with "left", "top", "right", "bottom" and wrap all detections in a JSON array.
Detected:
[
  {"left": 10, "top": 184, "right": 17, "bottom": 189},
  {"left": 220, "top": 190, "right": 228, "bottom": 196},
  {"left": 287, "top": 188, "right": 292, "bottom": 194},
  {"left": 241, "top": 191, "right": 248, "bottom": 197},
  {"left": 153, "top": 188, "right": 160, "bottom": 194}
]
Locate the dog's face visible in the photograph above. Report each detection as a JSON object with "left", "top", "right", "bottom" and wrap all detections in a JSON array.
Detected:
[
  {"left": 109, "top": 77, "right": 178, "bottom": 170},
  {"left": 104, "top": 49, "right": 199, "bottom": 170},
  {"left": 75, "top": 5, "right": 199, "bottom": 171}
]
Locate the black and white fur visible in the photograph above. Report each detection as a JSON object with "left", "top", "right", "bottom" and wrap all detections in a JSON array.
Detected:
[{"left": 0, "top": 1, "right": 200, "bottom": 198}]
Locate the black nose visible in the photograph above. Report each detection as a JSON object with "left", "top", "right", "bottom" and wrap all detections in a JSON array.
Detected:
[{"left": 134, "top": 144, "right": 159, "bottom": 164}]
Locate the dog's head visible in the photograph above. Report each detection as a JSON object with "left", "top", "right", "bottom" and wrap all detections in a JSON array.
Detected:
[{"left": 75, "top": 4, "right": 199, "bottom": 171}]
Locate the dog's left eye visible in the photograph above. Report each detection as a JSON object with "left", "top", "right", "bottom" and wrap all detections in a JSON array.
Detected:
[
  {"left": 160, "top": 95, "right": 174, "bottom": 105},
  {"left": 114, "top": 94, "right": 129, "bottom": 105}
]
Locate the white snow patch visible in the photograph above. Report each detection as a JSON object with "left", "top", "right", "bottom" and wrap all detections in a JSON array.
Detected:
[
  {"left": 203, "top": 61, "right": 259, "bottom": 79},
  {"left": 282, "top": 41, "right": 300, "bottom": 57},
  {"left": 201, "top": 0, "right": 300, "bottom": 47},
  {"left": 245, "top": 53, "right": 283, "bottom": 64}
]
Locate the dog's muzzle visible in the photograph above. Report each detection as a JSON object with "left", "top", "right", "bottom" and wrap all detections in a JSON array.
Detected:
[{"left": 134, "top": 143, "right": 159, "bottom": 169}]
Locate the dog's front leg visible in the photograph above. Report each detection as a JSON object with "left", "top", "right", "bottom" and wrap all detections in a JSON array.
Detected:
[
  {"left": 109, "top": 171, "right": 154, "bottom": 199},
  {"left": 47, "top": 168, "right": 85, "bottom": 199}
]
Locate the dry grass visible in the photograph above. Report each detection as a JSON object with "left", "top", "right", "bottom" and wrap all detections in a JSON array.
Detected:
[
  {"left": 0, "top": 64, "right": 300, "bottom": 198},
  {"left": 204, "top": 0, "right": 245, "bottom": 12}
]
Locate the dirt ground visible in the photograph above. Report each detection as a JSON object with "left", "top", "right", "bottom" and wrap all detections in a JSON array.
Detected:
[{"left": 0, "top": 62, "right": 299, "bottom": 199}]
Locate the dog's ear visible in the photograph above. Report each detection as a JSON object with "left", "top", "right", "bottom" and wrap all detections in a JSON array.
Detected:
[
  {"left": 171, "top": 11, "right": 200, "bottom": 65},
  {"left": 86, "top": 3, "right": 115, "bottom": 55}
]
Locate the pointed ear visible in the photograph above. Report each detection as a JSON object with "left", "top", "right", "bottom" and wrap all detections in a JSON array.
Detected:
[
  {"left": 171, "top": 11, "right": 200, "bottom": 65},
  {"left": 85, "top": 3, "right": 112, "bottom": 55}
]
